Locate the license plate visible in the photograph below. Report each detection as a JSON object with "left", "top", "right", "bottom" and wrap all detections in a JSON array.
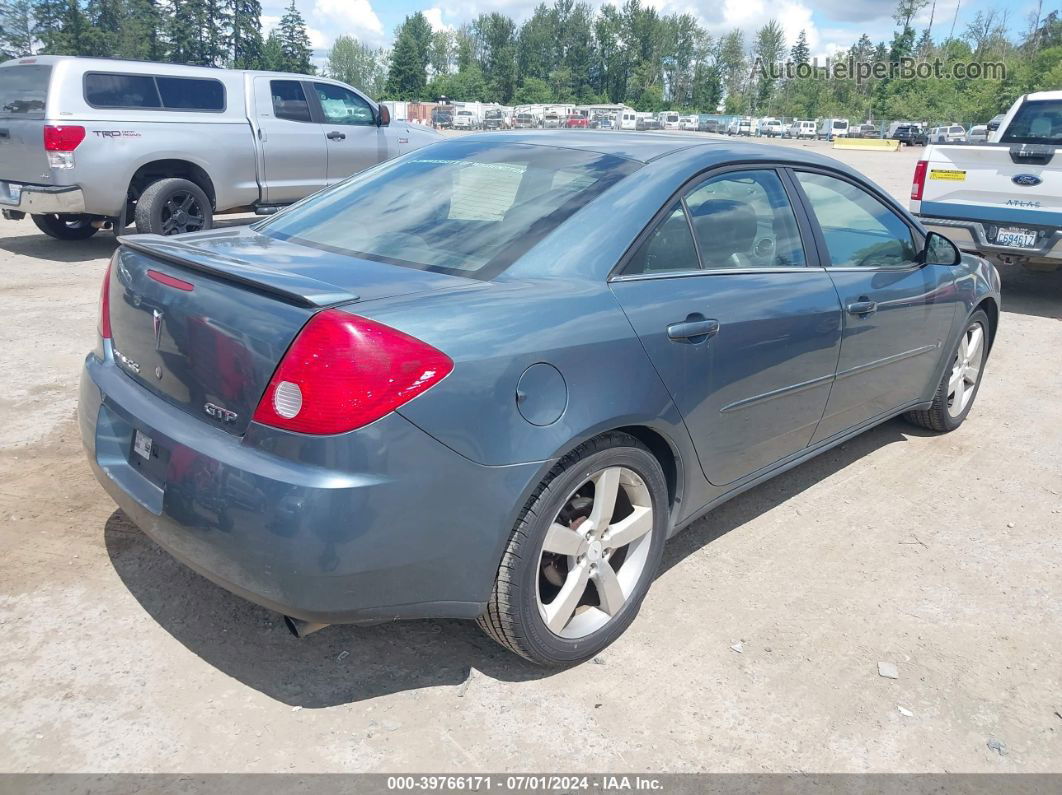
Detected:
[
  {"left": 996, "top": 227, "right": 1037, "bottom": 248},
  {"left": 133, "top": 429, "right": 153, "bottom": 460}
]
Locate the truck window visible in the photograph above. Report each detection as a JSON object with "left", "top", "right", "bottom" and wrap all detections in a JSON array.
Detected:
[
  {"left": 156, "top": 77, "right": 224, "bottom": 111},
  {"left": 271, "top": 80, "right": 311, "bottom": 123},
  {"left": 1000, "top": 99, "right": 1062, "bottom": 145},
  {"left": 84, "top": 73, "right": 161, "bottom": 109},
  {"left": 313, "top": 83, "right": 374, "bottom": 126},
  {"left": 0, "top": 65, "right": 51, "bottom": 117}
]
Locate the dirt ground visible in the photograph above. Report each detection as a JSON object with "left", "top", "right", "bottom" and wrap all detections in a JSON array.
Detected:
[{"left": 1, "top": 136, "right": 1060, "bottom": 774}]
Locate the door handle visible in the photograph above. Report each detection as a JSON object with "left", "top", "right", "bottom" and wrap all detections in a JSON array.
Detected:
[
  {"left": 667, "top": 318, "right": 720, "bottom": 342},
  {"left": 327, "top": 131, "right": 346, "bottom": 140},
  {"left": 846, "top": 300, "right": 877, "bottom": 316}
]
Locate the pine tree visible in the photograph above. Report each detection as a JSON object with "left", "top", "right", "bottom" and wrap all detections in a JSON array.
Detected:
[
  {"left": 260, "top": 28, "right": 283, "bottom": 71},
  {"left": 0, "top": 0, "right": 37, "bottom": 56},
  {"left": 203, "top": 0, "right": 229, "bottom": 66},
  {"left": 227, "top": 0, "right": 262, "bottom": 68},
  {"left": 791, "top": 29, "right": 810, "bottom": 64},
  {"left": 277, "top": 0, "right": 312, "bottom": 73},
  {"left": 385, "top": 13, "right": 432, "bottom": 98},
  {"left": 118, "top": 0, "right": 164, "bottom": 61},
  {"left": 35, "top": 0, "right": 88, "bottom": 54},
  {"left": 165, "top": 0, "right": 202, "bottom": 64}
]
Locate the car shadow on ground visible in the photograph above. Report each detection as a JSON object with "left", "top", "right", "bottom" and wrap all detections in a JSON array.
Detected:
[
  {"left": 994, "top": 262, "right": 1062, "bottom": 321},
  {"left": 0, "top": 217, "right": 255, "bottom": 264},
  {"left": 104, "top": 417, "right": 925, "bottom": 708}
]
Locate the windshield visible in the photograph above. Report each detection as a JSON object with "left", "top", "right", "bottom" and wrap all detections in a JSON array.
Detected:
[
  {"left": 0, "top": 65, "right": 51, "bottom": 117},
  {"left": 256, "top": 141, "right": 639, "bottom": 280},
  {"left": 1001, "top": 99, "right": 1062, "bottom": 145},
  {"left": 833, "top": 120, "right": 846, "bottom": 129}
]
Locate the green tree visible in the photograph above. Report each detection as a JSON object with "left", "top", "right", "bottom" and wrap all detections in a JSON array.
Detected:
[
  {"left": 472, "top": 12, "right": 517, "bottom": 101},
  {"left": 260, "top": 27, "right": 284, "bottom": 71},
  {"left": 277, "top": 0, "right": 312, "bottom": 73},
  {"left": 753, "top": 20, "right": 786, "bottom": 112},
  {"left": 117, "top": 0, "right": 164, "bottom": 61},
  {"left": 385, "top": 12, "right": 433, "bottom": 98},
  {"left": 326, "top": 34, "right": 386, "bottom": 96},
  {"left": 226, "top": 0, "right": 261, "bottom": 68},
  {"left": 791, "top": 29, "right": 810, "bottom": 64},
  {"left": 511, "top": 75, "right": 552, "bottom": 104},
  {"left": 0, "top": 0, "right": 37, "bottom": 56},
  {"left": 718, "top": 29, "right": 747, "bottom": 113},
  {"left": 429, "top": 29, "right": 454, "bottom": 77},
  {"left": 165, "top": 0, "right": 202, "bottom": 63},
  {"left": 35, "top": 0, "right": 88, "bottom": 54}
]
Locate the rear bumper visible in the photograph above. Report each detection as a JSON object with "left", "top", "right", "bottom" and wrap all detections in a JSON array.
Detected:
[
  {"left": 0, "top": 182, "right": 86, "bottom": 214},
  {"left": 80, "top": 345, "right": 543, "bottom": 625},
  {"left": 916, "top": 214, "right": 1062, "bottom": 261}
]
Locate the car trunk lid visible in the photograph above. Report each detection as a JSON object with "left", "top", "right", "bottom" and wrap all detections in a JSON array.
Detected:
[{"left": 107, "top": 228, "right": 475, "bottom": 435}]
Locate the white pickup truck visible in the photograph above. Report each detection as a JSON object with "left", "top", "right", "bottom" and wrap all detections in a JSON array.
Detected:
[{"left": 911, "top": 90, "right": 1061, "bottom": 271}]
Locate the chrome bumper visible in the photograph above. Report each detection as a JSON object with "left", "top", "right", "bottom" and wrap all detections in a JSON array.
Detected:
[
  {"left": 917, "top": 216, "right": 1062, "bottom": 261},
  {"left": 0, "top": 182, "right": 87, "bottom": 214}
]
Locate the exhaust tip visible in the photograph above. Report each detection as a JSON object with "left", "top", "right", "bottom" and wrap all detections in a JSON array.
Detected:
[{"left": 283, "top": 615, "right": 329, "bottom": 638}]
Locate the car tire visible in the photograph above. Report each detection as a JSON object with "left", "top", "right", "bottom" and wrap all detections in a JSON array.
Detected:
[
  {"left": 478, "top": 432, "right": 669, "bottom": 666},
  {"left": 31, "top": 213, "right": 98, "bottom": 240},
  {"left": 135, "top": 178, "right": 213, "bottom": 236},
  {"left": 905, "top": 310, "right": 990, "bottom": 433}
]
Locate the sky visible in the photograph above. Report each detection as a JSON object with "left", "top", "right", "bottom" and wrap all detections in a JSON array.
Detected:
[{"left": 260, "top": 0, "right": 1052, "bottom": 64}]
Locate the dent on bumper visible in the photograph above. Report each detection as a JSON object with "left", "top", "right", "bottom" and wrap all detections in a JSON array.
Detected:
[
  {"left": 0, "top": 183, "right": 86, "bottom": 214},
  {"left": 79, "top": 352, "right": 543, "bottom": 625}
]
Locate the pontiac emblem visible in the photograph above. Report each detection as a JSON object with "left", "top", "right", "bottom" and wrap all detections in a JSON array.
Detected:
[{"left": 152, "top": 309, "right": 163, "bottom": 350}]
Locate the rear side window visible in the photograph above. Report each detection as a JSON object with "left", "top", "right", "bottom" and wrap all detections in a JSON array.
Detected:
[
  {"left": 84, "top": 72, "right": 224, "bottom": 111},
  {"left": 84, "top": 73, "right": 160, "bottom": 108},
  {"left": 270, "top": 80, "right": 311, "bottom": 122},
  {"left": 156, "top": 77, "right": 224, "bottom": 110},
  {"left": 0, "top": 65, "right": 51, "bottom": 117}
]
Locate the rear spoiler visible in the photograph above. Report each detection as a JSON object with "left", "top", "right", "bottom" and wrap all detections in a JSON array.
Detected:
[{"left": 118, "top": 234, "right": 359, "bottom": 308}]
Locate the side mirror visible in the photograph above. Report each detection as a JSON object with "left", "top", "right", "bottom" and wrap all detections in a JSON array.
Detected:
[
  {"left": 923, "top": 231, "right": 962, "bottom": 266},
  {"left": 376, "top": 104, "right": 390, "bottom": 127}
]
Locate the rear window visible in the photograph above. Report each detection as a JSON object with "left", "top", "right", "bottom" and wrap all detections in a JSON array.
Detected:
[
  {"left": 256, "top": 140, "right": 640, "bottom": 280},
  {"left": 84, "top": 72, "right": 225, "bottom": 111},
  {"left": 833, "top": 120, "right": 847, "bottom": 129},
  {"left": 1001, "top": 99, "right": 1062, "bottom": 145},
  {"left": 0, "top": 65, "right": 51, "bottom": 117}
]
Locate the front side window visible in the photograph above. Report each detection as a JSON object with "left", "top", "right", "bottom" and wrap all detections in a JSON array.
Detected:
[
  {"left": 684, "top": 170, "right": 806, "bottom": 269},
  {"left": 314, "top": 82, "right": 374, "bottom": 125},
  {"left": 1000, "top": 99, "right": 1062, "bottom": 145},
  {"left": 256, "top": 140, "right": 639, "bottom": 279},
  {"left": 271, "top": 80, "right": 311, "bottom": 123},
  {"left": 796, "top": 171, "right": 919, "bottom": 269}
]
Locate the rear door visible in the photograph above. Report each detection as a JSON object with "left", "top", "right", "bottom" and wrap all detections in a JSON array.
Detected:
[
  {"left": 0, "top": 63, "right": 52, "bottom": 185},
  {"left": 610, "top": 167, "right": 843, "bottom": 486},
  {"left": 252, "top": 76, "right": 326, "bottom": 204},
  {"left": 791, "top": 168, "right": 958, "bottom": 442},
  {"left": 308, "top": 81, "right": 385, "bottom": 183}
]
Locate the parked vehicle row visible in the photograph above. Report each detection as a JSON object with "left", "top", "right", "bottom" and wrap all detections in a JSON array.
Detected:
[
  {"left": 0, "top": 55, "right": 441, "bottom": 239},
  {"left": 79, "top": 129, "right": 999, "bottom": 666},
  {"left": 912, "top": 90, "right": 1062, "bottom": 273}
]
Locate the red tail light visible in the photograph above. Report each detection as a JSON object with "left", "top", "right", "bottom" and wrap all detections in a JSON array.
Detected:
[
  {"left": 98, "top": 257, "right": 113, "bottom": 340},
  {"left": 253, "top": 310, "right": 453, "bottom": 435},
  {"left": 911, "top": 160, "right": 928, "bottom": 201},
  {"left": 43, "top": 125, "right": 86, "bottom": 151}
]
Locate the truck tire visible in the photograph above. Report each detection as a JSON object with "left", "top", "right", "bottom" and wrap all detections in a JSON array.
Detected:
[
  {"left": 135, "top": 178, "right": 212, "bottom": 236},
  {"left": 31, "top": 213, "right": 98, "bottom": 240}
]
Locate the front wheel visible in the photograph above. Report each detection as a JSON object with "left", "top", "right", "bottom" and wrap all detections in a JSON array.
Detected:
[
  {"left": 905, "top": 310, "right": 990, "bottom": 432},
  {"left": 31, "top": 213, "right": 99, "bottom": 240},
  {"left": 478, "top": 433, "right": 668, "bottom": 666}
]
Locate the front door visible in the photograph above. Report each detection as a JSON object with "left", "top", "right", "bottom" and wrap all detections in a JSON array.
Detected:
[
  {"left": 790, "top": 169, "right": 959, "bottom": 442},
  {"left": 610, "top": 168, "right": 843, "bottom": 486},
  {"left": 309, "top": 82, "right": 385, "bottom": 184},
  {"left": 252, "top": 77, "right": 327, "bottom": 204}
]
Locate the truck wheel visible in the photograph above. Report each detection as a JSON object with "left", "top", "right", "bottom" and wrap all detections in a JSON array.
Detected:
[
  {"left": 31, "top": 213, "right": 98, "bottom": 240},
  {"left": 135, "top": 178, "right": 212, "bottom": 236}
]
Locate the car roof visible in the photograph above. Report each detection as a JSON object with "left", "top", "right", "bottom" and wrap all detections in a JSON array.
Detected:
[{"left": 449, "top": 130, "right": 851, "bottom": 170}]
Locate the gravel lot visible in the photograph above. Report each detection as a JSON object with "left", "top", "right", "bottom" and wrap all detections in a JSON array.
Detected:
[{"left": 1, "top": 135, "right": 1060, "bottom": 774}]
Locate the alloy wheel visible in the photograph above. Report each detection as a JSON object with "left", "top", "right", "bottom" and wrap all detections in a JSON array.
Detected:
[
  {"left": 536, "top": 466, "right": 655, "bottom": 639},
  {"left": 947, "top": 321, "right": 985, "bottom": 418},
  {"left": 160, "top": 191, "right": 206, "bottom": 235}
]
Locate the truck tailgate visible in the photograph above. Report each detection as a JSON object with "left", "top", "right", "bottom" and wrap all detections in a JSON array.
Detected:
[{"left": 917, "top": 144, "right": 1062, "bottom": 226}]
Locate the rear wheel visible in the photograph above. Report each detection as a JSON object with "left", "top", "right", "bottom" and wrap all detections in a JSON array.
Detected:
[
  {"left": 478, "top": 433, "right": 668, "bottom": 666},
  {"left": 31, "top": 213, "right": 98, "bottom": 240},
  {"left": 905, "top": 310, "right": 989, "bottom": 432},
  {"left": 134, "top": 177, "right": 212, "bottom": 236}
]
